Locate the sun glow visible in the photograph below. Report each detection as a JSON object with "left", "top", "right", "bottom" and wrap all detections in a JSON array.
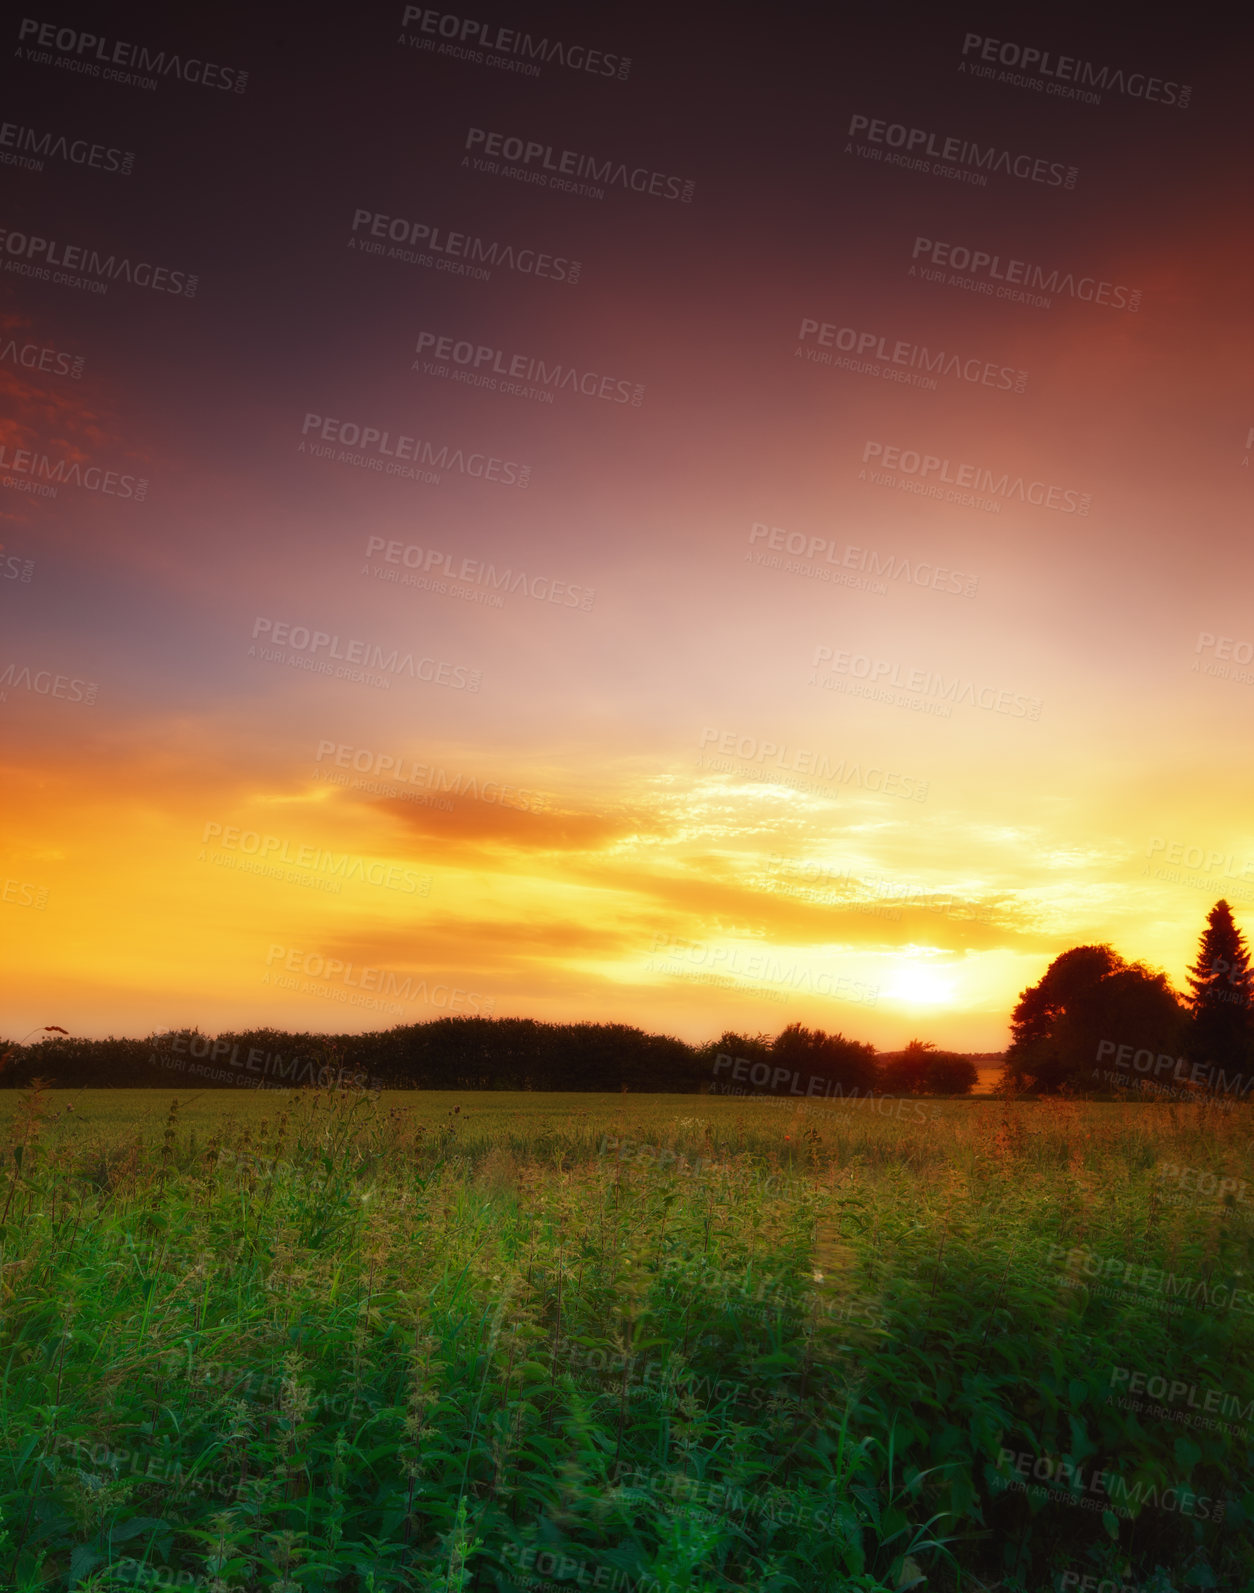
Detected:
[{"left": 882, "top": 960, "right": 957, "bottom": 1008}]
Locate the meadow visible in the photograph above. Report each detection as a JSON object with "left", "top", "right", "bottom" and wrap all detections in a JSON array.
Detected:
[{"left": 0, "top": 1085, "right": 1251, "bottom": 1593}]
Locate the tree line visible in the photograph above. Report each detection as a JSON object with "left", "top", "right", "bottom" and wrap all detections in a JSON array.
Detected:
[
  {"left": 4, "top": 900, "right": 1248, "bottom": 1099},
  {"left": 0, "top": 1020, "right": 978, "bottom": 1096}
]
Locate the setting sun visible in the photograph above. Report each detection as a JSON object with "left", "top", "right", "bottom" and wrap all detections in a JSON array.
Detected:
[{"left": 882, "top": 957, "right": 958, "bottom": 1008}]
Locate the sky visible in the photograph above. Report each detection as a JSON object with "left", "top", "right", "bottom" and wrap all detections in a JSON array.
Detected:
[{"left": 2, "top": 3, "right": 1252, "bottom": 1050}]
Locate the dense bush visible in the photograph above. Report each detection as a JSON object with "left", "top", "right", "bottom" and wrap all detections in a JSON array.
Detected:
[{"left": 877, "top": 1040, "right": 978, "bottom": 1095}]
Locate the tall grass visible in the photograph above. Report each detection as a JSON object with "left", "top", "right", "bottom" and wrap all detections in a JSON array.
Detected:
[{"left": 1, "top": 1085, "right": 1250, "bottom": 1592}]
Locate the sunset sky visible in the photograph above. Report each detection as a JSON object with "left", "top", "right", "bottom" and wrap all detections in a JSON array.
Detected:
[{"left": 3, "top": 4, "right": 1252, "bottom": 1050}]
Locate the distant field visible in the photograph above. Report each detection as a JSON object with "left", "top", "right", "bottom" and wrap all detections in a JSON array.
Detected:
[
  {"left": 0, "top": 1077, "right": 1032, "bottom": 1148},
  {"left": 1, "top": 1083, "right": 1249, "bottom": 1592},
  {"left": 0, "top": 1086, "right": 637, "bottom": 1141}
]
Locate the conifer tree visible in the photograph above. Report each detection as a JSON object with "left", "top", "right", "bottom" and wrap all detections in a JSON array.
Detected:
[{"left": 1184, "top": 900, "right": 1254, "bottom": 1082}]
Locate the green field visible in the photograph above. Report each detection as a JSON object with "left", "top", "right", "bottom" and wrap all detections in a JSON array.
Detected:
[{"left": 1, "top": 1086, "right": 1251, "bottom": 1592}]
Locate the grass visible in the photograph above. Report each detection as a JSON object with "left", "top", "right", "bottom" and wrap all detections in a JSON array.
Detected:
[{"left": 0, "top": 1084, "right": 1251, "bottom": 1593}]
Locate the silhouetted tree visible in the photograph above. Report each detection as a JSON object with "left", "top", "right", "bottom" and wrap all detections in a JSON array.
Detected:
[
  {"left": 923, "top": 1050, "right": 979, "bottom": 1095},
  {"left": 701, "top": 1030, "right": 772, "bottom": 1064},
  {"left": 697, "top": 1030, "right": 772, "bottom": 1090},
  {"left": 770, "top": 1022, "right": 878, "bottom": 1095},
  {"left": 876, "top": 1040, "right": 931, "bottom": 1093},
  {"left": 1184, "top": 900, "right": 1254, "bottom": 1088},
  {"left": 1004, "top": 944, "right": 1185, "bottom": 1094},
  {"left": 879, "top": 1039, "right": 978, "bottom": 1095}
]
